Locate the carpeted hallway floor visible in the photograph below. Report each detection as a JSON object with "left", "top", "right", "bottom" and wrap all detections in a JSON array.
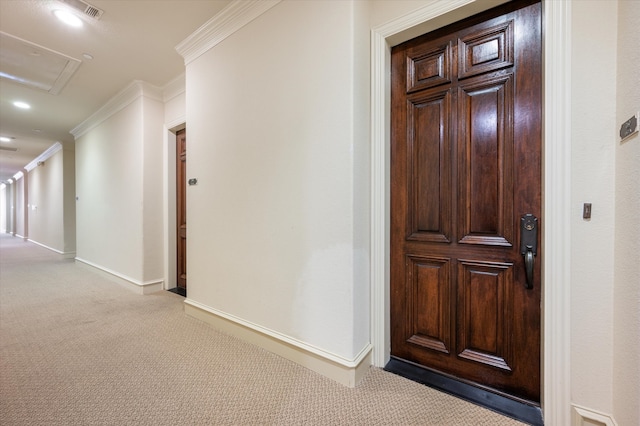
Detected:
[{"left": 0, "top": 234, "right": 527, "bottom": 425}]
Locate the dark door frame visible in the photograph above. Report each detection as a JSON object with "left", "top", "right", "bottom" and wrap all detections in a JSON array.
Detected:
[
  {"left": 164, "top": 122, "right": 185, "bottom": 294},
  {"left": 175, "top": 128, "right": 187, "bottom": 296}
]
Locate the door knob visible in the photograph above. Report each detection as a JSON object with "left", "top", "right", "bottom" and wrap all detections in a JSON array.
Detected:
[{"left": 520, "top": 214, "right": 538, "bottom": 289}]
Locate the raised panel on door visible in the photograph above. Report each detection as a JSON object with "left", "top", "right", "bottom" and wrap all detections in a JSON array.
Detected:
[
  {"left": 458, "top": 20, "right": 514, "bottom": 79},
  {"left": 406, "top": 89, "right": 452, "bottom": 243},
  {"left": 457, "top": 75, "right": 514, "bottom": 247},
  {"left": 405, "top": 255, "right": 452, "bottom": 355},
  {"left": 457, "top": 259, "right": 513, "bottom": 372},
  {"left": 406, "top": 42, "right": 452, "bottom": 93}
]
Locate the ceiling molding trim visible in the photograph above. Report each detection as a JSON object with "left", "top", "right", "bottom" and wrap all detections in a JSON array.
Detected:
[
  {"left": 70, "top": 80, "right": 161, "bottom": 139},
  {"left": 176, "top": 0, "right": 281, "bottom": 65},
  {"left": 163, "top": 73, "right": 185, "bottom": 103},
  {"left": 25, "top": 142, "right": 63, "bottom": 172},
  {"left": 139, "top": 80, "right": 163, "bottom": 102}
]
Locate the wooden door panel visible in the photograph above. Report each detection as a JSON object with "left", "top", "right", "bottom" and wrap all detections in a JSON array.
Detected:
[
  {"left": 406, "top": 42, "right": 452, "bottom": 93},
  {"left": 391, "top": 0, "right": 541, "bottom": 404},
  {"left": 176, "top": 129, "right": 187, "bottom": 291},
  {"left": 458, "top": 75, "right": 514, "bottom": 246},
  {"left": 457, "top": 260, "right": 513, "bottom": 372},
  {"left": 458, "top": 21, "right": 514, "bottom": 79},
  {"left": 405, "top": 255, "right": 452, "bottom": 355},
  {"left": 407, "top": 89, "right": 452, "bottom": 243}
]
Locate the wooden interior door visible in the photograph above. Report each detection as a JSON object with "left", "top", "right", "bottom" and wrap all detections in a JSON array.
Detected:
[
  {"left": 176, "top": 129, "right": 187, "bottom": 295},
  {"left": 390, "top": 0, "right": 542, "bottom": 404}
]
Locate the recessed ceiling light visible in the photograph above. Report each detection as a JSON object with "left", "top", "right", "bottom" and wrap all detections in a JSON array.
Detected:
[
  {"left": 0, "top": 137, "right": 12, "bottom": 142},
  {"left": 53, "top": 9, "right": 83, "bottom": 27},
  {"left": 82, "top": 53, "right": 94, "bottom": 60},
  {"left": 13, "top": 101, "right": 31, "bottom": 109}
]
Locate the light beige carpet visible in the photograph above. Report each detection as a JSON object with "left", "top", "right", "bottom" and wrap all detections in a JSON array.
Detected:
[{"left": 0, "top": 234, "right": 527, "bottom": 425}]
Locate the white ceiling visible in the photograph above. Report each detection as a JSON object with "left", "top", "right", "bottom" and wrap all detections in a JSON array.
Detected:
[{"left": 0, "top": 0, "right": 232, "bottom": 184}]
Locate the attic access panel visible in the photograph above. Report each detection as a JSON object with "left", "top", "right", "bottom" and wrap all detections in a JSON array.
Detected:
[{"left": 0, "top": 31, "right": 81, "bottom": 95}]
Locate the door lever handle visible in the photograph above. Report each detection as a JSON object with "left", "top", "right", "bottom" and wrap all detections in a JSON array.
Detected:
[
  {"left": 520, "top": 214, "right": 538, "bottom": 289},
  {"left": 524, "top": 246, "right": 534, "bottom": 289}
]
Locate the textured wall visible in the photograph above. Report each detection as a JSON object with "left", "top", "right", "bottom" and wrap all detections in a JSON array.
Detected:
[
  {"left": 614, "top": 1, "right": 640, "bottom": 425},
  {"left": 75, "top": 98, "right": 145, "bottom": 282},
  {"left": 185, "top": 0, "right": 370, "bottom": 360},
  {"left": 14, "top": 175, "right": 25, "bottom": 238},
  {"left": 141, "top": 96, "right": 165, "bottom": 283},
  {"left": 75, "top": 83, "right": 165, "bottom": 285},
  {"left": 62, "top": 149, "right": 76, "bottom": 254},
  {"left": 28, "top": 149, "right": 64, "bottom": 252},
  {"left": 0, "top": 185, "right": 6, "bottom": 233},
  {"left": 570, "top": 0, "right": 618, "bottom": 415}
]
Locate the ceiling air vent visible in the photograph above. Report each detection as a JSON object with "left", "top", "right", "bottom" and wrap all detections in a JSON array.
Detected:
[{"left": 58, "top": 0, "right": 104, "bottom": 20}]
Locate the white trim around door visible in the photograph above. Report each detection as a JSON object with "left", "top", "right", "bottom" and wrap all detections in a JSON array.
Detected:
[{"left": 369, "top": 1, "right": 572, "bottom": 425}]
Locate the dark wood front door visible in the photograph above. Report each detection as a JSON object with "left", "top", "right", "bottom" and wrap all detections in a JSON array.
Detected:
[
  {"left": 390, "top": 0, "right": 542, "bottom": 404},
  {"left": 176, "top": 129, "right": 187, "bottom": 294}
]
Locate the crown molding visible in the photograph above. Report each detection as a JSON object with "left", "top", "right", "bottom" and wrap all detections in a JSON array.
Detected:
[
  {"left": 163, "top": 73, "right": 185, "bottom": 103},
  {"left": 176, "top": 0, "right": 281, "bottom": 65},
  {"left": 25, "top": 142, "right": 63, "bottom": 172},
  {"left": 70, "top": 80, "right": 162, "bottom": 139}
]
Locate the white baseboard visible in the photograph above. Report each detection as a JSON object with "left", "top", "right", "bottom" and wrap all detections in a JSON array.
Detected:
[
  {"left": 184, "top": 299, "right": 372, "bottom": 388},
  {"left": 28, "top": 239, "right": 76, "bottom": 258},
  {"left": 74, "top": 257, "right": 164, "bottom": 295},
  {"left": 572, "top": 404, "right": 618, "bottom": 426}
]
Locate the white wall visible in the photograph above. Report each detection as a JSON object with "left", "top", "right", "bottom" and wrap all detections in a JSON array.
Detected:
[
  {"left": 142, "top": 96, "right": 165, "bottom": 282},
  {"left": 14, "top": 174, "right": 26, "bottom": 238},
  {"left": 570, "top": 0, "right": 617, "bottom": 416},
  {"left": 63, "top": 149, "right": 76, "bottom": 254},
  {"left": 614, "top": 1, "right": 640, "bottom": 425},
  {"left": 163, "top": 73, "right": 186, "bottom": 126},
  {"left": 351, "top": 0, "right": 372, "bottom": 363},
  {"left": 28, "top": 150, "right": 64, "bottom": 252},
  {"left": 27, "top": 148, "right": 76, "bottom": 255},
  {"left": 6, "top": 181, "right": 14, "bottom": 234},
  {"left": 185, "top": 0, "right": 370, "bottom": 360},
  {"left": 74, "top": 82, "right": 165, "bottom": 288},
  {"left": 0, "top": 184, "right": 5, "bottom": 233},
  {"left": 76, "top": 99, "right": 144, "bottom": 280}
]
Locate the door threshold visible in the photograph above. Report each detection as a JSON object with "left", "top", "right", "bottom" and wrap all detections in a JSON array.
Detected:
[
  {"left": 168, "top": 287, "right": 186, "bottom": 297},
  {"left": 384, "top": 357, "right": 543, "bottom": 425}
]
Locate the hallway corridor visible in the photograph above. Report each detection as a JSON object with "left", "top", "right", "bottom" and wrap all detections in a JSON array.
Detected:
[{"left": 0, "top": 234, "right": 525, "bottom": 425}]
